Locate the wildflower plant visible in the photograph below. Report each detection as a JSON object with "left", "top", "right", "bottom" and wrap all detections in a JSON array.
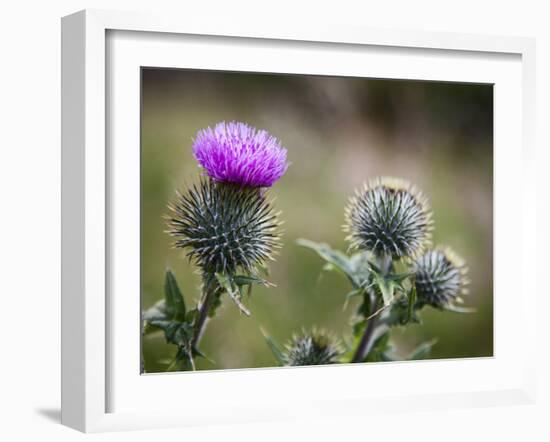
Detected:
[
  {"left": 265, "top": 177, "right": 473, "bottom": 366},
  {"left": 142, "top": 121, "right": 288, "bottom": 371}
]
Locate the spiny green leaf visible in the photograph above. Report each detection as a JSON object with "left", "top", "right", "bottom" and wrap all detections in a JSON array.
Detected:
[
  {"left": 380, "top": 282, "right": 394, "bottom": 306},
  {"left": 215, "top": 272, "right": 251, "bottom": 316},
  {"left": 372, "top": 272, "right": 395, "bottom": 307},
  {"left": 142, "top": 300, "right": 191, "bottom": 346},
  {"left": 261, "top": 328, "right": 286, "bottom": 366},
  {"left": 143, "top": 288, "right": 193, "bottom": 349},
  {"left": 226, "top": 288, "right": 251, "bottom": 316},
  {"left": 297, "top": 239, "right": 356, "bottom": 281},
  {"left": 143, "top": 300, "right": 169, "bottom": 326},
  {"left": 163, "top": 321, "right": 193, "bottom": 347},
  {"left": 164, "top": 269, "right": 186, "bottom": 321},
  {"left": 408, "top": 338, "right": 438, "bottom": 360},
  {"left": 166, "top": 346, "right": 195, "bottom": 372},
  {"left": 366, "top": 259, "right": 382, "bottom": 274},
  {"left": 142, "top": 320, "right": 163, "bottom": 336},
  {"left": 233, "top": 274, "right": 274, "bottom": 288},
  {"left": 379, "top": 293, "right": 421, "bottom": 328}
]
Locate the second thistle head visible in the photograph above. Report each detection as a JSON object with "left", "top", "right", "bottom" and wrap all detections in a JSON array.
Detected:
[
  {"left": 283, "top": 329, "right": 343, "bottom": 366},
  {"left": 344, "top": 177, "right": 433, "bottom": 259}
]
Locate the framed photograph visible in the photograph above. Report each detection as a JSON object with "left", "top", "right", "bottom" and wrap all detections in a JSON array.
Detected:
[{"left": 61, "top": 9, "right": 537, "bottom": 432}]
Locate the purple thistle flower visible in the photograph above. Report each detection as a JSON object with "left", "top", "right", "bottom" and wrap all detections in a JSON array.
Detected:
[{"left": 192, "top": 121, "right": 289, "bottom": 188}]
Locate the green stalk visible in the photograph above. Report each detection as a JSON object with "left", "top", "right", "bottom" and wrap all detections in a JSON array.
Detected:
[
  {"left": 351, "top": 253, "right": 391, "bottom": 363},
  {"left": 351, "top": 298, "right": 379, "bottom": 362},
  {"left": 190, "top": 274, "right": 219, "bottom": 351}
]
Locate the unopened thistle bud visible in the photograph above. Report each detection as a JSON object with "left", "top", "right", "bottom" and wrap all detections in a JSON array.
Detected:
[
  {"left": 283, "top": 329, "right": 343, "bottom": 366},
  {"left": 413, "top": 247, "right": 469, "bottom": 309},
  {"left": 167, "top": 180, "right": 282, "bottom": 275},
  {"left": 344, "top": 177, "right": 433, "bottom": 259}
]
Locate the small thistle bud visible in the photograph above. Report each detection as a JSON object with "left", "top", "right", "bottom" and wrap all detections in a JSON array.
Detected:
[
  {"left": 344, "top": 177, "right": 433, "bottom": 259},
  {"left": 283, "top": 329, "right": 343, "bottom": 366},
  {"left": 193, "top": 121, "right": 289, "bottom": 188},
  {"left": 167, "top": 179, "right": 282, "bottom": 275},
  {"left": 413, "top": 247, "right": 469, "bottom": 309}
]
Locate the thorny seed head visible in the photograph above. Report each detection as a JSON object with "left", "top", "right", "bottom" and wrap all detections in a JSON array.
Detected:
[
  {"left": 283, "top": 329, "right": 343, "bottom": 366},
  {"left": 413, "top": 247, "right": 469, "bottom": 309},
  {"left": 166, "top": 179, "right": 282, "bottom": 275},
  {"left": 344, "top": 177, "right": 433, "bottom": 259},
  {"left": 192, "top": 121, "right": 289, "bottom": 188}
]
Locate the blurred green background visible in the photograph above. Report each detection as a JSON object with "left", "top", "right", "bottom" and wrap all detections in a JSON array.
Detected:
[{"left": 141, "top": 68, "right": 493, "bottom": 372}]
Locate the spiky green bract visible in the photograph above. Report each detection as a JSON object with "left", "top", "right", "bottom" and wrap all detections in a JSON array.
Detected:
[
  {"left": 283, "top": 329, "right": 343, "bottom": 366},
  {"left": 167, "top": 179, "right": 281, "bottom": 275},
  {"left": 344, "top": 177, "right": 433, "bottom": 259},
  {"left": 413, "top": 247, "right": 469, "bottom": 309}
]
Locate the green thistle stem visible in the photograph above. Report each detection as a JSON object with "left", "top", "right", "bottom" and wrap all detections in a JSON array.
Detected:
[
  {"left": 351, "top": 298, "right": 379, "bottom": 363},
  {"left": 351, "top": 253, "right": 391, "bottom": 363},
  {"left": 191, "top": 274, "right": 219, "bottom": 350}
]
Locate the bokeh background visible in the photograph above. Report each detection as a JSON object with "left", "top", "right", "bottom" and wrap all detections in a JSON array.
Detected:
[{"left": 141, "top": 68, "right": 493, "bottom": 372}]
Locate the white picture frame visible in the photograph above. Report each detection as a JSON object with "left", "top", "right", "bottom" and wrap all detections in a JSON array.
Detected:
[{"left": 61, "top": 9, "right": 537, "bottom": 433}]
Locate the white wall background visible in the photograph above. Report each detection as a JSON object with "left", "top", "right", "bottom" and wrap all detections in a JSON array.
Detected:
[{"left": 0, "top": 1, "right": 548, "bottom": 440}]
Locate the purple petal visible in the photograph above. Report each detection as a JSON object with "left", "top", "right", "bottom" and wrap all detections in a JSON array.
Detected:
[{"left": 192, "top": 121, "right": 289, "bottom": 187}]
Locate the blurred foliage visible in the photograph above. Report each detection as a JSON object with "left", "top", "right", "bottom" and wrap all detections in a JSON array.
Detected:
[{"left": 141, "top": 69, "right": 493, "bottom": 372}]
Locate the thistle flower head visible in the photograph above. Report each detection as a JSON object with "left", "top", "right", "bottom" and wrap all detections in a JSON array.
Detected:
[
  {"left": 413, "top": 247, "right": 469, "bottom": 309},
  {"left": 283, "top": 329, "right": 343, "bottom": 366},
  {"left": 344, "top": 177, "right": 433, "bottom": 259},
  {"left": 192, "top": 121, "right": 289, "bottom": 188},
  {"left": 167, "top": 179, "right": 282, "bottom": 274}
]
